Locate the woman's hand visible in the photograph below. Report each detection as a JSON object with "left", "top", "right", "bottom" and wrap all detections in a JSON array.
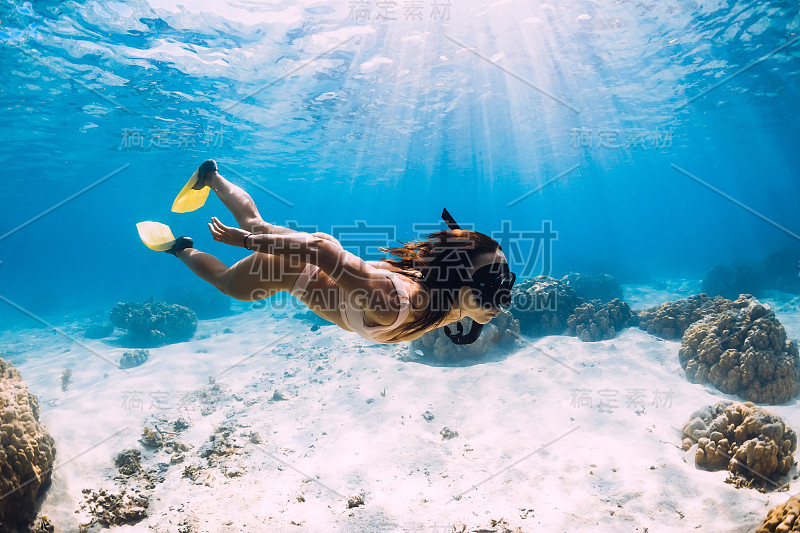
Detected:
[{"left": 208, "top": 217, "right": 251, "bottom": 249}]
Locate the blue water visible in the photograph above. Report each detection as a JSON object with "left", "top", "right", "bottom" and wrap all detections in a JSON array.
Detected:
[{"left": 1, "top": 0, "right": 799, "bottom": 327}]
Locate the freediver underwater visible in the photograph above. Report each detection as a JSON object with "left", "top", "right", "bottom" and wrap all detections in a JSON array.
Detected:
[
  {"left": 4, "top": 2, "right": 800, "bottom": 531},
  {"left": 136, "top": 160, "right": 517, "bottom": 345}
]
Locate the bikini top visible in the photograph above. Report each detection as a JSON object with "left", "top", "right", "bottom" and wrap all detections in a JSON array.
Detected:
[{"left": 341, "top": 270, "right": 411, "bottom": 343}]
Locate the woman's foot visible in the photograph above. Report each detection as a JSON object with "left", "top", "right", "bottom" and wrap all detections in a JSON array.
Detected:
[
  {"left": 165, "top": 236, "right": 194, "bottom": 256},
  {"left": 192, "top": 159, "right": 218, "bottom": 190}
]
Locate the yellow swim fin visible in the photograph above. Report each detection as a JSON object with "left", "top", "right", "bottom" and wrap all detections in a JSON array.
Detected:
[
  {"left": 171, "top": 169, "right": 210, "bottom": 213},
  {"left": 136, "top": 221, "right": 177, "bottom": 251},
  {"left": 171, "top": 160, "right": 217, "bottom": 213}
]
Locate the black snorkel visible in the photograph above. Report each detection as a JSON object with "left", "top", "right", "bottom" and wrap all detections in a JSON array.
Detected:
[
  {"left": 439, "top": 208, "right": 489, "bottom": 345},
  {"left": 441, "top": 207, "right": 460, "bottom": 232}
]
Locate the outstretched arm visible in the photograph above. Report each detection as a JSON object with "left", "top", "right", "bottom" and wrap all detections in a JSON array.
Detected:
[{"left": 247, "top": 219, "right": 308, "bottom": 237}]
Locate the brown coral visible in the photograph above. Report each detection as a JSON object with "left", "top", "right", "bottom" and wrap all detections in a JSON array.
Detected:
[
  {"left": 679, "top": 295, "right": 800, "bottom": 404},
  {"left": 509, "top": 276, "right": 581, "bottom": 337},
  {"left": 757, "top": 493, "right": 800, "bottom": 532},
  {"left": 681, "top": 401, "right": 797, "bottom": 490},
  {"left": 141, "top": 426, "right": 163, "bottom": 449},
  {"left": 80, "top": 488, "right": 148, "bottom": 527},
  {"left": 0, "top": 358, "right": 57, "bottom": 531},
  {"left": 567, "top": 298, "right": 634, "bottom": 342},
  {"left": 637, "top": 293, "right": 731, "bottom": 340}
]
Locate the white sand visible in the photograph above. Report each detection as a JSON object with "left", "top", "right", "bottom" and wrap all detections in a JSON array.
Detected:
[{"left": 3, "top": 285, "right": 799, "bottom": 532}]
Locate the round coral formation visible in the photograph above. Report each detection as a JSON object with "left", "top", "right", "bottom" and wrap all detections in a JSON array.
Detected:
[
  {"left": 702, "top": 247, "right": 800, "bottom": 299},
  {"left": 702, "top": 264, "right": 761, "bottom": 300},
  {"left": 567, "top": 298, "right": 634, "bottom": 342},
  {"left": 682, "top": 401, "right": 797, "bottom": 490},
  {"left": 760, "top": 248, "right": 800, "bottom": 295},
  {"left": 561, "top": 273, "right": 623, "bottom": 303},
  {"left": 0, "top": 358, "right": 57, "bottom": 531},
  {"left": 119, "top": 349, "right": 149, "bottom": 370},
  {"left": 509, "top": 276, "right": 581, "bottom": 337},
  {"left": 637, "top": 293, "right": 731, "bottom": 340},
  {"left": 757, "top": 493, "right": 800, "bottom": 532},
  {"left": 110, "top": 300, "right": 198, "bottom": 347},
  {"left": 410, "top": 309, "right": 522, "bottom": 363},
  {"left": 679, "top": 295, "right": 800, "bottom": 404}
]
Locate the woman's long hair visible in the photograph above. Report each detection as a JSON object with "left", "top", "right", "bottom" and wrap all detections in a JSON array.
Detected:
[{"left": 378, "top": 229, "right": 502, "bottom": 338}]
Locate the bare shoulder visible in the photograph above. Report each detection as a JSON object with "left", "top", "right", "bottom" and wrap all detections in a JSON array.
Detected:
[
  {"left": 365, "top": 263, "right": 425, "bottom": 299},
  {"left": 367, "top": 260, "right": 401, "bottom": 272}
]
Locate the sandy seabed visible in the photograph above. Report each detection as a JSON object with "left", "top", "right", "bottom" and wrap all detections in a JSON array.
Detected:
[{"left": 3, "top": 282, "right": 800, "bottom": 533}]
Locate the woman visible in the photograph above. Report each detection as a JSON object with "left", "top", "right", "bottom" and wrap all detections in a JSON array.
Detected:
[{"left": 141, "top": 160, "right": 516, "bottom": 345}]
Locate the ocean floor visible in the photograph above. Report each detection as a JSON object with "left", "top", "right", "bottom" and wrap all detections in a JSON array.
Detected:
[{"left": 2, "top": 283, "right": 800, "bottom": 532}]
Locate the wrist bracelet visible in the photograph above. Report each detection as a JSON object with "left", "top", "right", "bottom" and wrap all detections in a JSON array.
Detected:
[{"left": 243, "top": 233, "right": 253, "bottom": 250}]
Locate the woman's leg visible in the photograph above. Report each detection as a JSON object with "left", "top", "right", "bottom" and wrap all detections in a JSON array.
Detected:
[
  {"left": 172, "top": 239, "right": 347, "bottom": 330},
  {"left": 173, "top": 248, "right": 230, "bottom": 293},
  {"left": 174, "top": 247, "right": 307, "bottom": 301},
  {"left": 203, "top": 170, "right": 297, "bottom": 235},
  {"left": 177, "top": 165, "right": 349, "bottom": 303},
  {"left": 202, "top": 166, "right": 344, "bottom": 247}
]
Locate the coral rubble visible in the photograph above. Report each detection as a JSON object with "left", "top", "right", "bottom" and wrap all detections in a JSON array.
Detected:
[{"left": 79, "top": 488, "right": 149, "bottom": 528}]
